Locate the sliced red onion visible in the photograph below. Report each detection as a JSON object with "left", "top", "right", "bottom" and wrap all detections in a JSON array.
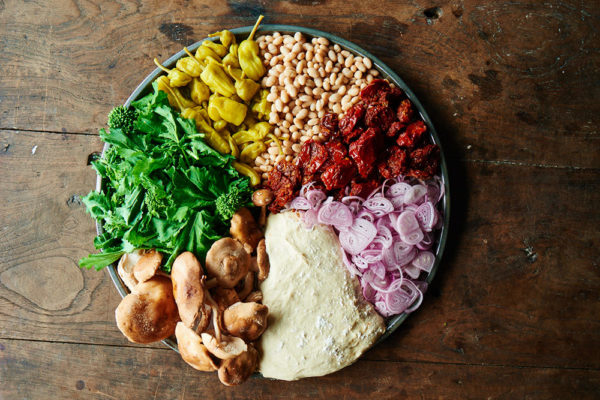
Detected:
[
  {"left": 361, "top": 279, "right": 377, "bottom": 302},
  {"left": 301, "top": 208, "right": 318, "bottom": 229},
  {"left": 416, "top": 232, "right": 434, "bottom": 250},
  {"left": 351, "top": 254, "right": 370, "bottom": 271},
  {"left": 341, "top": 195, "right": 365, "bottom": 204},
  {"left": 395, "top": 210, "right": 421, "bottom": 237},
  {"left": 360, "top": 248, "right": 383, "bottom": 263},
  {"left": 411, "top": 251, "right": 435, "bottom": 273},
  {"left": 403, "top": 264, "right": 422, "bottom": 279},
  {"left": 371, "top": 261, "right": 386, "bottom": 279},
  {"left": 306, "top": 190, "right": 327, "bottom": 208},
  {"left": 389, "top": 196, "right": 405, "bottom": 209},
  {"left": 364, "top": 196, "right": 394, "bottom": 216},
  {"left": 317, "top": 201, "right": 353, "bottom": 228},
  {"left": 415, "top": 201, "right": 437, "bottom": 232},
  {"left": 383, "top": 241, "right": 417, "bottom": 268},
  {"left": 356, "top": 209, "right": 375, "bottom": 222},
  {"left": 387, "top": 182, "right": 412, "bottom": 198},
  {"left": 338, "top": 217, "right": 377, "bottom": 255},
  {"left": 401, "top": 229, "right": 424, "bottom": 246},
  {"left": 374, "top": 225, "right": 393, "bottom": 249},
  {"left": 403, "top": 184, "right": 427, "bottom": 205},
  {"left": 289, "top": 196, "right": 312, "bottom": 210}
]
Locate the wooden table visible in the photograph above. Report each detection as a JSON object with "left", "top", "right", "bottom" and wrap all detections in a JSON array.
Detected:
[{"left": 1, "top": 0, "right": 599, "bottom": 398}]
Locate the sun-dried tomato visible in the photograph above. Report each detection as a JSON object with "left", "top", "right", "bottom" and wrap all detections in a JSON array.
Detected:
[
  {"left": 396, "top": 120, "right": 427, "bottom": 149},
  {"left": 408, "top": 144, "right": 440, "bottom": 179},
  {"left": 349, "top": 127, "right": 383, "bottom": 178},
  {"left": 365, "top": 104, "right": 396, "bottom": 132},
  {"left": 301, "top": 141, "right": 328, "bottom": 175},
  {"left": 276, "top": 160, "right": 301, "bottom": 186},
  {"left": 396, "top": 99, "right": 413, "bottom": 124},
  {"left": 326, "top": 140, "right": 347, "bottom": 163},
  {"left": 344, "top": 127, "right": 364, "bottom": 144},
  {"left": 349, "top": 179, "right": 379, "bottom": 198},
  {"left": 359, "top": 79, "right": 390, "bottom": 104},
  {"left": 321, "top": 157, "right": 356, "bottom": 190},
  {"left": 321, "top": 113, "right": 339, "bottom": 137},
  {"left": 267, "top": 161, "right": 302, "bottom": 213},
  {"left": 339, "top": 104, "right": 366, "bottom": 136},
  {"left": 378, "top": 145, "right": 409, "bottom": 179},
  {"left": 386, "top": 121, "right": 405, "bottom": 138}
]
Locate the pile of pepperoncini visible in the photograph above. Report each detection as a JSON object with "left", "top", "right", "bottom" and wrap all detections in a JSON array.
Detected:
[{"left": 152, "top": 15, "right": 274, "bottom": 186}]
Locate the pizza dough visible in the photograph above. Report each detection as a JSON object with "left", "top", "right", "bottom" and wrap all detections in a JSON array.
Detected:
[{"left": 258, "top": 212, "right": 385, "bottom": 380}]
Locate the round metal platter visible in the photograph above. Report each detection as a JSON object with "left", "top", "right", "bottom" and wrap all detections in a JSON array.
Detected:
[{"left": 97, "top": 24, "right": 450, "bottom": 354}]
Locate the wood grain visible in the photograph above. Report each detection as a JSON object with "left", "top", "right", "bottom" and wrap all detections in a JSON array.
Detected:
[
  {"left": 0, "top": 0, "right": 598, "bottom": 167},
  {"left": 1, "top": 339, "right": 599, "bottom": 400},
  {"left": 1, "top": 130, "right": 598, "bottom": 372}
]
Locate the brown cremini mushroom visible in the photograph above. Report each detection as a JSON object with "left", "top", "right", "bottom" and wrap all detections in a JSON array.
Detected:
[
  {"left": 200, "top": 332, "right": 247, "bottom": 360},
  {"left": 218, "top": 345, "right": 259, "bottom": 386},
  {"left": 245, "top": 290, "right": 263, "bottom": 303},
  {"left": 252, "top": 189, "right": 273, "bottom": 227},
  {"left": 255, "top": 239, "right": 270, "bottom": 282},
  {"left": 171, "top": 252, "right": 205, "bottom": 328},
  {"left": 115, "top": 276, "right": 179, "bottom": 344},
  {"left": 175, "top": 322, "right": 218, "bottom": 371},
  {"left": 229, "top": 208, "right": 263, "bottom": 253},
  {"left": 212, "top": 287, "right": 241, "bottom": 311},
  {"left": 205, "top": 238, "right": 250, "bottom": 289},
  {"left": 133, "top": 249, "right": 163, "bottom": 283},
  {"left": 237, "top": 271, "right": 255, "bottom": 300},
  {"left": 223, "top": 301, "right": 268, "bottom": 341},
  {"left": 117, "top": 250, "right": 143, "bottom": 292}
]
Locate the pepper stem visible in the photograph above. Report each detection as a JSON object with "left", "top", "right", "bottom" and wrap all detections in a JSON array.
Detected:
[
  {"left": 247, "top": 15, "right": 264, "bottom": 41},
  {"left": 153, "top": 58, "right": 171, "bottom": 73},
  {"left": 183, "top": 47, "right": 205, "bottom": 70}
]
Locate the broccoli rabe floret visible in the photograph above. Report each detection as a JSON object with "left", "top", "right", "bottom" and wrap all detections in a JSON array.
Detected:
[
  {"left": 215, "top": 179, "right": 253, "bottom": 222},
  {"left": 107, "top": 105, "right": 138, "bottom": 134}
]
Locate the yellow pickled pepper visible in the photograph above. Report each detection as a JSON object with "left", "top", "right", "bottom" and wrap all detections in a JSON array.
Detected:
[
  {"left": 240, "top": 142, "right": 266, "bottom": 164},
  {"left": 176, "top": 57, "right": 202, "bottom": 77},
  {"left": 238, "top": 15, "right": 266, "bottom": 81},
  {"left": 251, "top": 89, "right": 271, "bottom": 120},
  {"left": 195, "top": 46, "right": 222, "bottom": 64},
  {"left": 232, "top": 161, "right": 261, "bottom": 186},
  {"left": 208, "top": 95, "right": 248, "bottom": 126},
  {"left": 181, "top": 107, "right": 230, "bottom": 154},
  {"left": 189, "top": 78, "right": 210, "bottom": 104},
  {"left": 200, "top": 59, "right": 236, "bottom": 97},
  {"left": 154, "top": 58, "right": 192, "bottom": 87},
  {"left": 227, "top": 66, "right": 260, "bottom": 102},
  {"left": 155, "top": 76, "right": 195, "bottom": 111},
  {"left": 222, "top": 43, "right": 240, "bottom": 69},
  {"left": 202, "top": 40, "right": 228, "bottom": 57},
  {"left": 208, "top": 29, "right": 236, "bottom": 48}
]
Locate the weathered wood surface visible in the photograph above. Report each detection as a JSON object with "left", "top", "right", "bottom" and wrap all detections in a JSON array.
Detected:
[
  {"left": 2, "top": 339, "right": 600, "bottom": 400},
  {"left": 1, "top": 0, "right": 599, "bottom": 398}
]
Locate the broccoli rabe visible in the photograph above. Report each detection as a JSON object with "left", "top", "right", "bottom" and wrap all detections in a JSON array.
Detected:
[
  {"left": 215, "top": 179, "right": 253, "bottom": 222},
  {"left": 107, "top": 105, "right": 138, "bottom": 134}
]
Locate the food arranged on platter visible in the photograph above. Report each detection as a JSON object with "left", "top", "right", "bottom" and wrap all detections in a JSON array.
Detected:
[{"left": 80, "top": 16, "right": 444, "bottom": 386}]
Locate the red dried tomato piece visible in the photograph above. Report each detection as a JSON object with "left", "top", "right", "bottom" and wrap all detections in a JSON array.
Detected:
[
  {"left": 387, "top": 121, "right": 405, "bottom": 138},
  {"left": 321, "top": 158, "right": 357, "bottom": 190},
  {"left": 349, "top": 179, "right": 379, "bottom": 198},
  {"left": 276, "top": 160, "right": 301, "bottom": 187},
  {"left": 349, "top": 127, "right": 383, "bottom": 178},
  {"left": 359, "top": 79, "right": 391, "bottom": 104},
  {"left": 365, "top": 104, "right": 396, "bottom": 132},
  {"left": 396, "top": 120, "right": 427, "bottom": 149},
  {"left": 267, "top": 161, "right": 302, "bottom": 213},
  {"left": 344, "top": 127, "right": 364, "bottom": 144},
  {"left": 396, "top": 99, "right": 413, "bottom": 124},
  {"left": 321, "top": 113, "right": 339, "bottom": 137},
  {"left": 408, "top": 144, "right": 440, "bottom": 179},
  {"left": 299, "top": 141, "right": 328, "bottom": 175},
  {"left": 339, "top": 104, "right": 366, "bottom": 136},
  {"left": 326, "top": 140, "right": 348, "bottom": 163},
  {"left": 378, "top": 145, "right": 409, "bottom": 179},
  {"left": 387, "top": 86, "right": 404, "bottom": 106}
]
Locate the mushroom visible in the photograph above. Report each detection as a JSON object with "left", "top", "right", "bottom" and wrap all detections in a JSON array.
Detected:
[
  {"left": 171, "top": 251, "right": 205, "bottom": 328},
  {"left": 229, "top": 207, "right": 263, "bottom": 253},
  {"left": 255, "top": 239, "right": 270, "bottom": 282},
  {"left": 212, "top": 287, "right": 240, "bottom": 311},
  {"left": 117, "top": 250, "right": 143, "bottom": 292},
  {"left": 223, "top": 301, "right": 268, "bottom": 341},
  {"left": 218, "top": 345, "right": 259, "bottom": 386},
  {"left": 175, "top": 322, "right": 218, "bottom": 371},
  {"left": 245, "top": 291, "right": 263, "bottom": 303},
  {"left": 205, "top": 238, "right": 250, "bottom": 289},
  {"left": 237, "top": 271, "right": 255, "bottom": 300},
  {"left": 133, "top": 249, "right": 163, "bottom": 283},
  {"left": 200, "top": 332, "right": 247, "bottom": 360},
  {"left": 252, "top": 189, "right": 274, "bottom": 227},
  {"left": 115, "top": 275, "right": 179, "bottom": 344}
]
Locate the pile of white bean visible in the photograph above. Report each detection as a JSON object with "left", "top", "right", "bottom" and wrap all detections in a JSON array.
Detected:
[{"left": 252, "top": 32, "right": 380, "bottom": 180}]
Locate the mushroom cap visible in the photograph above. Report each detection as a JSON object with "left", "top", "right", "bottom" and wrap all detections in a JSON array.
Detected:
[
  {"left": 205, "top": 238, "right": 250, "bottom": 289},
  {"left": 133, "top": 249, "right": 163, "bottom": 283},
  {"left": 212, "top": 287, "right": 241, "bottom": 311},
  {"left": 175, "top": 322, "right": 218, "bottom": 371},
  {"left": 229, "top": 208, "right": 263, "bottom": 253},
  {"left": 255, "top": 239, "right": 270, "bottom": 282},
  {"left": 223, "top": 301, "right": 268, "bottom": 342},
  {"left": 218, "top": 345, "right": 259, "bottom": 386},
  {"left": 252, "top": 189, "right": 274, "bottom": 207},
  {"left": 200, "top": 332, "right": 247, "bottom": 360},
  {"left": 117, "top": 250, "right": 143, "bottom": 292},
  {"left": 115, "top": 276, "right": 179, "bottom": 344},
  {"left": 171, "top": 252, "right": 205, "bottom": 327}
]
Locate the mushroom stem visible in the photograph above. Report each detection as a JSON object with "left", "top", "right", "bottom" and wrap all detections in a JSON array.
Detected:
[{"left": 204, "top": 290, "right": 224, "bottom": 342}]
